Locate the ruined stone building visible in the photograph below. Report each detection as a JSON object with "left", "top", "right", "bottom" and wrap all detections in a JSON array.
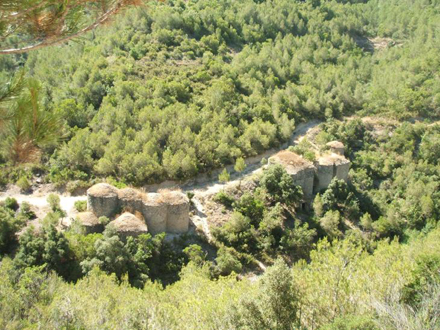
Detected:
[
  {"left": 269, "top": 141, "right": 350, "bottom": 202},
  {"left": 314, "top": 154, "right": 350, "bottom": 192},
  {"left": 268, "top": 150, "right": 315, "bottom": 200},
  {"left": 326, "top": 141, "right": 345, "bottom": 155},
  {"left": 83, "top": 183, "right": 190, "bottom": 237}
]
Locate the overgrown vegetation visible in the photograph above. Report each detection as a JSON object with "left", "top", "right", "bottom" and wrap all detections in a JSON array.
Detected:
[
  {"left": 1, "top": 0, "right": 440, "bottom": 328},
  {"left": 2, "top": 0, "right": 440, "bottom": 187}
]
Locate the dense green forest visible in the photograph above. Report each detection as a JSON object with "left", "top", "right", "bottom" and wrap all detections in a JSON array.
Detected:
[
  {"left": 1, "top": 0, "right": 440, "bottom": 328},
  {"left": 1, "top": 0, "right": 440, "bottom": 186}
]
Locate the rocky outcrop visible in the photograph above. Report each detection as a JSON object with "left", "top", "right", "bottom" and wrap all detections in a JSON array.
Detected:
[
  {"left": 109, "top": 212, "right": 148, "bottom": 240},
  {"left": 87, "top": 183, "right": 119, "bottom": 218},
  {"left": 86, "top": 184, "right": 190, "bottom": 235}
]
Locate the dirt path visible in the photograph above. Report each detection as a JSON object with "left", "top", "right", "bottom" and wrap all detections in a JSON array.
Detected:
[{"left": 0, "top": 120, "right": 321, "bottom": 224}]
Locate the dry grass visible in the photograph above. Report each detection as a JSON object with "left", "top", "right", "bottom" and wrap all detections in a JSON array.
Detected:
[
  {"left": 326, "top": 141, "right": 344, "bottom": 149},
  {"left": 318, "top": 154, "right": 350, "bottom": 166},
  {"left": 270, "top": 150, "right": 313, "bottom": 169},
  {"left": 76, "top": 212, "right": 99, "bottom": 226},
  {"left": 118, "top": 187, "right": 142, "bottom": 201},
  {"left": 87, "top": 183, "right": 118, "bottom": 198}
]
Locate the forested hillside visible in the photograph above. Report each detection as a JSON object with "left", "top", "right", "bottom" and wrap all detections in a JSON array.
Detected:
[
  {"left": 1, "top": 0, "right": 440, "bottom": 329},
  {"left": 1, "top": 0, "right": 440, "bottom": 186}
]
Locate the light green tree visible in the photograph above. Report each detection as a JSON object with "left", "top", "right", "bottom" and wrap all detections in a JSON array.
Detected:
[
  {"left": 218, "top": 168, "right": 230, "bottom": 183},
  {"left": 234, "top": 157, "right": 246, "bottom": 189}
]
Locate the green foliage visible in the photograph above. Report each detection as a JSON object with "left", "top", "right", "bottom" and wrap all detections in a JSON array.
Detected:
[
  {"left": 14, "top": 225, "right": 71, "bottom": 277},
  {"left": 74, "top": 200, "right": 87, "bottom": 213},
  {"left": 47, "top": 194, "right": 61, "bottom": 211},
  {"left": 0, "top": 206, "right": 24, "bottom": 253},
  {"left": 260, "top": 164, "right": 303, "bottom": 206},
  {"left": 234, "top": 258, "right": 299, "bottom": 329},
  {"left": 321, "top": 315, "right": 377, "bottom": 330},
  {"left": 234, "top": 157, "right": 246, "bottom": 174},
  {"left": 81, "top": 226, "right": 131, "bottom": 279},
  {"left": 233, "top": 192, "right": 265, "bottom": 223},
  {"left": 215, "top": 246, "right": 243, "bottom": 276},
  {"left": 18, "top": 201, "right": 35, "bottom": 220},
  {"left": 290, "top": 138, "right": 316, "bottom": 161},
  {"left": 1, "top": 78, "right": 63, "bottom": 164},
  {"left": 320, "top": 210, "right": 343, "bottom": 239},
  {"left": 16, "top": 176, "right": 31, "bottom": 192},
  {"left": 213, "top": 191, "right": 235, "bottom": 208},
  {"left": 0, "top": 0, "right": 136, "bottom": 54},
  {"left": 1, "top": 225, "right": 440, "bottom": 328},
  {"left": 280, "top": 222, "right": 317, "bottom": 261},
  {"left": 98, "top": 216, "right": 110, "bottom": 226},
  {"left": 218, "top": 168, "right": 230, "bottom": 183},
  {"left": 184, "top": 244, "right": 206, "bottom": 267},
  {"left": 3, "top": 197, "right": 18, "bottom": 211},
  {"left": 1, "top": 0, "right": 438, "bottom": 187}
]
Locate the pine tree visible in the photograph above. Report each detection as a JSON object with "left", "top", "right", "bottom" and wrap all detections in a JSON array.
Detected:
[
  {"left": 0, "top": 0, "right": 141, "bottom": 54},
  {"left": 218, "top": 168, "right": 230, "bottom": 183}
]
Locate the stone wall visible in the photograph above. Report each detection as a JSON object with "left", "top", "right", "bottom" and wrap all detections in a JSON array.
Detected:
[
  {"left": 75, "top": 211, "right": 103, "bottom": 234},
  {"left": 142, "top": 193, "right": 168, "bottom": 235},
  {"left": 87, "top": 183, "right": 119, "bottom": 218},
  {"left": 314, "top": 155, "right": 351, "bottom": 193},
  {"left": 335, "top": 162, "right": 350, "bottom": 181},
  {"left": 291, "top": 167, "right": 315, "bottom": 199},
  {"left": 109, "top": 212, "right": 148, "bottom": 240},
  {"left": 314, "top": 163, "right": 334, "bottom": 193},
  {"left": 86, "top": 184, "right": 190, "bottom": 235},
  {"left": 118, "top": 188, "right": 143, "bottom": 214},
  {"left": 163, "top": 191, "right": 190, "bottom": 234},
  {"left": 268, "top": 149, "right": 351, "bottom": 197}
]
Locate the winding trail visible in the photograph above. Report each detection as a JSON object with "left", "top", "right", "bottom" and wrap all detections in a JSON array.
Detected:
[{"left": 0, "top": 120, "right": 321, "bottom": 230}]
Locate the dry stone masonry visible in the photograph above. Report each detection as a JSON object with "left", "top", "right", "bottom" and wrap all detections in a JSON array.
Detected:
[
  {"left": 75, "top": 211, "right": 103, "bottom": 234},
  {"left": 269, "top": 141, "right": 350, "bottom": 200},
  {"left": 269, "top": 150, "right": 315, "bottom": 199},
  {"left": 326, "top": 141, "right": 345, "bottom": 155},
  {"left": 87, "top": 183, "right": 190, "bottom": 236},
  {"left": 314, "top": 154, "right": 350, "bottom": 192},
  {"left": 109, "top": 212, "right": 149, "bottom": 240}
]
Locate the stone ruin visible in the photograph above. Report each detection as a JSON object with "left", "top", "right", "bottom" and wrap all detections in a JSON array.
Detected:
[
  {"left": 74, "top": 211, "right": 103, "bottom": 234},
  {"left": 269, "top": 141, "right": 350, "bottom": 202},
  {"left": 314, "top": 154, "right": 350, "bottom": 192},
  {"left": 268, "top": 150, "right": 315, "bottom": 200},
  {"left": 109, "top": 212, "right": 148, "bottom": 240},
  {"left": 326, "top": 141, "right": 345, "bottom": 156},
  {"left": 84, "top": 183, "right": 190, "bottom": 237}
]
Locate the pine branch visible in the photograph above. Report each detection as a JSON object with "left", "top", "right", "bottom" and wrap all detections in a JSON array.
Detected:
[{"left": 0, "top": 0, "right": 141, "bottom": 55}]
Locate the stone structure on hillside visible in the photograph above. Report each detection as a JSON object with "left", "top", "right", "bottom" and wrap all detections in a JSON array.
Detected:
[
  {"left": 87, "top": 183, "right": 119, "bottom": 218},
  {"left": 75, "top": 211, "right": 103, "bottom": 234},
  {"left": 109, "top": 212, "right": 148, "bottom": 240},
  {"left": 314, "top": 154, "right": 350, "bottom": 192},
  {"left": 86, "top": 184, "right": 190, "bottom": 236},
  {"left": 268, "top": 144, "right": 350, "bottom": 201},
  {"left": 269, "top": 150, "right": 315, "bottom": 200},
  {"left": 326, "top": 141, "right": 345, "bottom": 156},
  {"left": 141, "top": 193, "right": 168, "bottom": 235},
  {"left": 162, "top": 191, "right": 191, "bottom": 234}
]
